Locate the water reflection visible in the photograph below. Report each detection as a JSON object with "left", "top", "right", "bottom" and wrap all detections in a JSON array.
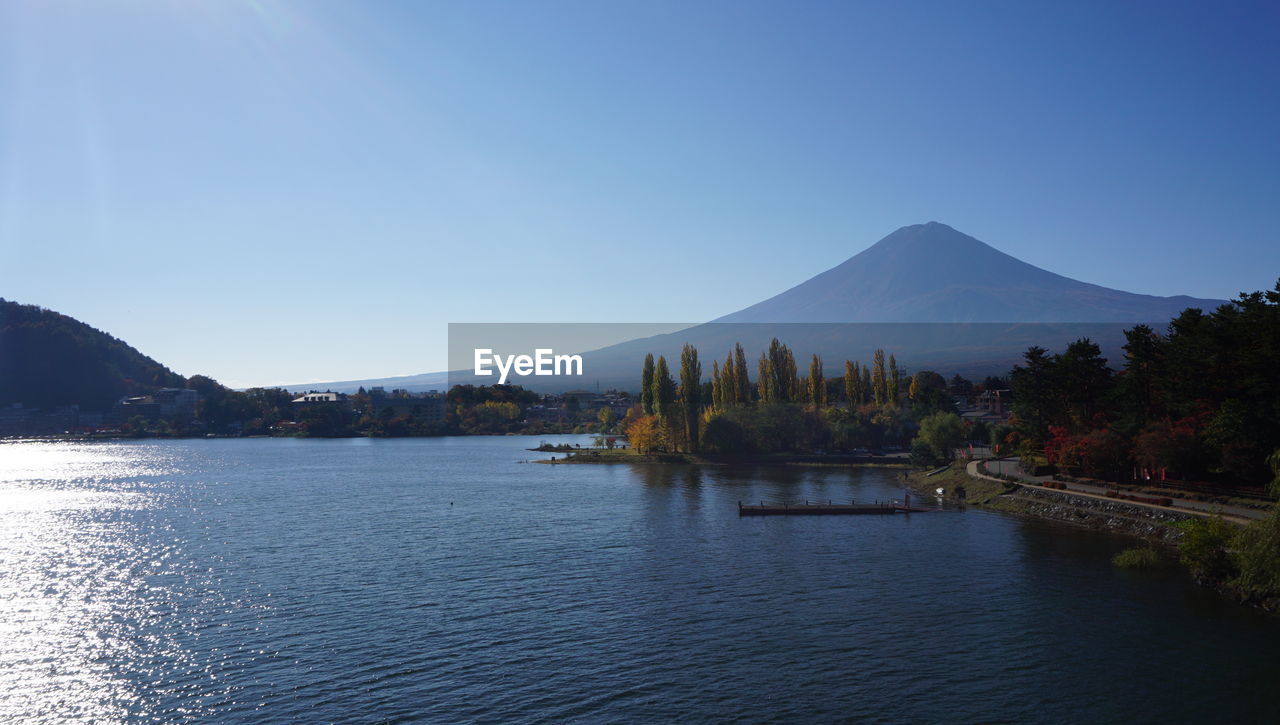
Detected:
[
  {"left": 0, "top": 442, "right": 226, "bottom": 722},
  {"left": 633, "top": 462, "right": 912, "bottom": 509}
]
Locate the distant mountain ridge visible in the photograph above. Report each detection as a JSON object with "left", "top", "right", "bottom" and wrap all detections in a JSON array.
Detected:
[
  {"left": 716, "top": 222, "right": 1226, "bottom": 323},
  {"left": 284, "top": 222, "right": 1233, "bottom": 393},
  {"left": 5, "top": 223, "right": 1235, "bottom": 400},
  {"left": 272, "top": 372, "right": 448, "bottom": 395}
]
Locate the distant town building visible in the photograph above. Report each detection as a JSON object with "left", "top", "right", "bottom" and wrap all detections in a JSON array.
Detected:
[
  {"left": 976, "top": 389, "right": 1011, "bottom": 418},
  {"left": 0, "top": 403, "right": 86, "bottom": 435},
  {"left": 154, "top": 388, "right": 199, "bottom": 419},
  {"left": 291, "top": 392, "right": 352, "bottom": 414},
  {"left": 294, "top": 392, "right": 343, "bottom": 404},
  {"left": 109, "top": 388, "right": 200, "bottom": 424},
  {"left": 111, "top": 396, "right": 161, "bottom": 423},
  {"left": 956, "top": 389, "right": 1012, "bottom": 426},
  {"left": 370, "top": 392, "right": 445, "bottom": 424}
]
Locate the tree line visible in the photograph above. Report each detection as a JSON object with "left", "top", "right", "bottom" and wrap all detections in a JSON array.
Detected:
[
  {"left": 625, "top": 339, "right": 969, "bottom": 460},
  {"left": 1006, "top": 280, "right": 1280, "bottom": 488}
]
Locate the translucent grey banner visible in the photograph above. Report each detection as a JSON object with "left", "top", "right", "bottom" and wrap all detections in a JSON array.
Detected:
[{"left": 447, "top": 321, "right": 1146, "bottom": 393}]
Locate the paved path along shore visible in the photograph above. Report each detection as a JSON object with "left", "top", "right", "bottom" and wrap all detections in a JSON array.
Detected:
[{"left": 967, "top": 459, "right": 1264, "bottom": 524}]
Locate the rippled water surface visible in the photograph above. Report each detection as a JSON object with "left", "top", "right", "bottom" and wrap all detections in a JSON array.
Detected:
[{"left": 1, "top": 436, "right": 1278, "bottom": 723}]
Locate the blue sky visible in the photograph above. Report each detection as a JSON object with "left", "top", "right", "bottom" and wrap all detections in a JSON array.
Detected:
[{"left": 2, "top": 0, "right": 1277, "bottom": 387}]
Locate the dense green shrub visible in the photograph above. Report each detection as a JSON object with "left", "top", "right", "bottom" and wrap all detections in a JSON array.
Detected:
[
  {"left": 1113, "top": 547, "right": 1163, "bottom": 569},
  {"left": 1177, "top": 517, "right": 1238, "bottom": 583}
]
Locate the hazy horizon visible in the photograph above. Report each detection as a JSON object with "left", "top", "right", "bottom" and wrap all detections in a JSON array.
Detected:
[{"left": 3, "top": 1, "right": 1278, "bottom": 387}]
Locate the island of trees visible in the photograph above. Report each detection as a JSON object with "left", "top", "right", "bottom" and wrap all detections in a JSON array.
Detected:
[{"left": 621, "top": 339, "right": 969, "bottom": 468}]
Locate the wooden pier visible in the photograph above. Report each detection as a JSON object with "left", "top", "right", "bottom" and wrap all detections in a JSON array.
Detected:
[{"left": 738, "top": 498, "right": 932, "bottom": 516}]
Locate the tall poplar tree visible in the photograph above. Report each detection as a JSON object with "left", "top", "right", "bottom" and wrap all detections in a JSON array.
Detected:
[
  {"left": 711, "top": 360, "right": 723, "bottom": 411},
  {"left": 872, "top": 349, "right": 887, "bottom": 405},
  {"left": 733, "top": 343, "right": 751, "bottom": 404},
  {"left": 765, "top": 338, "right": 798, "bottom": 403},
  {"left": 861, "top": 367, "right": 872, "bottom": 405},
  {"left": 721, "top": 350, "right": 736, "bottom": 407},
  {"left": 757, "top": 353, "right": 775, "bottom": 403},
  {"left": 679, "top": 344, "right": 702, "bottom": 451},
  {"left": 809, "top": 354, "right": 826, "bottom": 409},
  {"left": 652, "top": 355, "right": 676, "bottom": 421},
  {"left": 784, "top": 347, "right": 798, "bottom": 401},
  {"left": 889, "top": 354, "right": 901, "bottom": 406},
  {"left": 641, "top": 353, "right": 656, "bottom": 414},
  {"left": 844, "top": 360, "right": 857, "bottom": 407}
]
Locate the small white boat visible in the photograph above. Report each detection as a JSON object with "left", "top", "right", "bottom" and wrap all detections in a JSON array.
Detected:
[{"left": 935, "top": 487, "right": 945, "bottom": 496}]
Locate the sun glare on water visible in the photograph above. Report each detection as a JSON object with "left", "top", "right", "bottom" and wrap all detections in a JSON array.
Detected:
[{"left": 0, "top": 442, "right": 213, "bottom": 723}]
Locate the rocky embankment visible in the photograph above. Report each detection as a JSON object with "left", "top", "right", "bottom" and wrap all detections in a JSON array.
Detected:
[
  {"left": 908, "top": 466, "right": 1194, "bottom": 544},
  {"left": 987, "top": 486, "right": 1193, "bottom": 542}
]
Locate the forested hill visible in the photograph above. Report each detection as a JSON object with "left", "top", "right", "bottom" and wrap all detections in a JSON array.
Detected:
[{"left": 0, "top": 298, "right": 186, "bottom": 410}]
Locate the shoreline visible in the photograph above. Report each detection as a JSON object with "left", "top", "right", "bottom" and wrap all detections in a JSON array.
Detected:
[
  {"left": 2, "top": 431, "right": 598, "bottom": 444},
  {"left": 903, "top": 463, "right": 1202, "bottom": 546},
  {"left": 534, "top": 449, "right": 913, "bottom": 468}
]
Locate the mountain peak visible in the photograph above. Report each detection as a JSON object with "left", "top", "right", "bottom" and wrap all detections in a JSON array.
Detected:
[{"left": 716, "top": 223, "right": 1226, "bottom": 324}]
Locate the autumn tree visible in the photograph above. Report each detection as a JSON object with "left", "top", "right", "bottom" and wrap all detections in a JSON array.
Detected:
[
  {"left": 626, "top": 414, "right": 664, "bottom": 454},
  {"left": 597, "top": 405, "right": 617, "bottom": 432}
]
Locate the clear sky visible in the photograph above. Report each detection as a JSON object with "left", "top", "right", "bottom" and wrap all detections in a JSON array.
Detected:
[{"left": 2, "top": 0, "right": 1277, "bottom": 387}]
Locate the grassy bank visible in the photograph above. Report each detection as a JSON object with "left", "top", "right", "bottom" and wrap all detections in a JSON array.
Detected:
[{"left": 905, "top": 464, "right": 1012, "bottom": 505}]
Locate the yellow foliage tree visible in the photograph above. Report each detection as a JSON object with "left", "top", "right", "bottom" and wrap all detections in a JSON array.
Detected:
[{"left": 626, "top": 414, "right": 665, "bottom": 454}]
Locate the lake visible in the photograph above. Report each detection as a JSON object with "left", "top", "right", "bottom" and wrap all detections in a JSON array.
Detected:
[{"left": 1, "top": 435, "right": 1278, "bottom": 723}]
